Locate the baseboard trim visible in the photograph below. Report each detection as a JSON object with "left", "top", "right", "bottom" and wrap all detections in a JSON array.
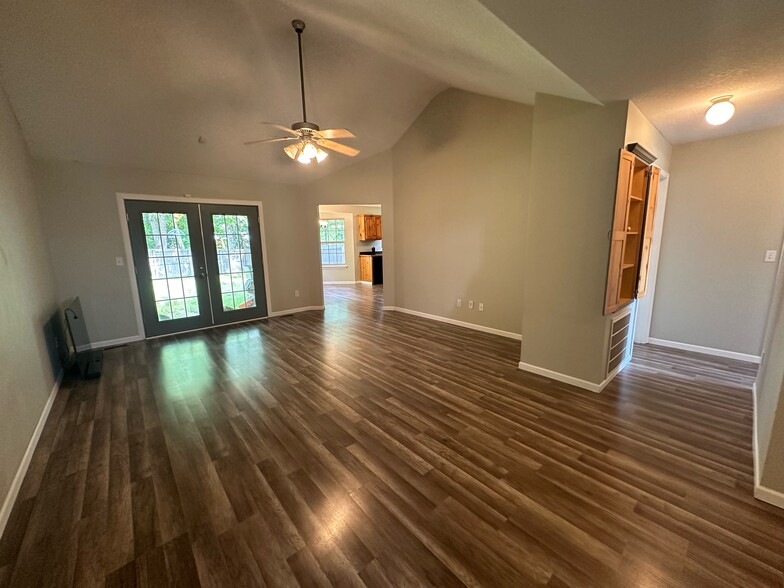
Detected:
[
  {"left": 751, "top": 382, "right": 784, "bottom": 509},
  {"left": 753, "top": 382, "right": 760, "bottom": 487},
  {"left": 268, "top": 305, "right": 325, "bottom": 318},
  {"left": 384, "top": 306, "right": 521, "bottom": 340},
  {"left": 648, "top": 337, "right": 761, "bottom": 364},
  {"left": 518, "top": 362, "right": 600, "bottom": 393},
  {"left": 0, "top": 369, "right": 64, "bottom": 540},
  {"left": 76, "top": 334, "right": 144, "bottom": 352},
  {"left": 754, "top": 485, "right": 784, "bottom": 509}
]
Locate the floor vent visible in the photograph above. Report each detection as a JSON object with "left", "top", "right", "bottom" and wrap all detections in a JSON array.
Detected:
[{"left": 607, "top": 308, "right": 633, "bottom": 376}]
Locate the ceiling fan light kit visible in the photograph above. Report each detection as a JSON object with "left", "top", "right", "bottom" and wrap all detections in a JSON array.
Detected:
[{"left": 244, "top": 19, "right": 359, "bottom": 165}]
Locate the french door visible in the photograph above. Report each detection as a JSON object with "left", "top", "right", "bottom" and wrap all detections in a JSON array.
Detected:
[{"left": 126, "top": 200, "right": 268, "bottom": 337}]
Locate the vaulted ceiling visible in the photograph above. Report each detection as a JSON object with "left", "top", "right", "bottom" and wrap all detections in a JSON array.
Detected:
[
  {"left": 2, "top": 0, "right": 783, "bottom": 184},
  {"left": 0, "top": 0, "right": 589, "bottom": 184}
]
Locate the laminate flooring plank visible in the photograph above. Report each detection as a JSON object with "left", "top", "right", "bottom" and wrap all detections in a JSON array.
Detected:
[{"left": 0, "top": 285, "right": 780, "bottom": 587}]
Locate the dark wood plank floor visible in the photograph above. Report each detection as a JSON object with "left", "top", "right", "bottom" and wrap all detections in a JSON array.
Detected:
[{"left": 1, "top": 284, "right": 782, "bottom": 587}]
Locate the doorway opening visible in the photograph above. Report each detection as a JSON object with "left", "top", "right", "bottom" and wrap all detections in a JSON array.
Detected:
[
  {"left": 121, "top": 195, "right": 269, "bottom": 338},
  {"left": 318, "top": 204, "right": 383, "bottom": 308}
]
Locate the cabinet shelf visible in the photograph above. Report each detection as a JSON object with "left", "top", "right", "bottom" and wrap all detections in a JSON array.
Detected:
[{"left": 605, "top": 148, "right": 661, "bottom": 315}]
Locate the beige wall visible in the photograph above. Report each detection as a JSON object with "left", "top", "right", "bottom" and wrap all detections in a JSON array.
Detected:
[
  {"left": 650, "top": 126, "right": 784, "bottom": 356},
  {"left": 392, "top": 89, "right": 532, "bottom": 334},
  {"left": 625, "top": 101, "right": 672, "bottom": 172},
  {"left": 520, "top": 94, "right": 629, "bottom": 384},
  {"left": 303, "top": 152, "right": 395, "bottom": 306},
  {"left": 35, "top": 159, "right": 321, "bottom": 344},
  {"left": 0, "top": 87, "right": 58, "bottom": 518}
]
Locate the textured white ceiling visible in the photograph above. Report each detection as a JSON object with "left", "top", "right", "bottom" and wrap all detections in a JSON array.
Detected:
[
  {"left": 479, "top": 0, "right": 784, "bottom": 144},
  {"left": 0, "top": 0, "right": 591, "bottom": 184}
]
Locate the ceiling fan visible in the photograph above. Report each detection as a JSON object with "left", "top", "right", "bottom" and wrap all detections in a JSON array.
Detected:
[{"left": 244, "top": 19, "right": 359, "bottom": 165}]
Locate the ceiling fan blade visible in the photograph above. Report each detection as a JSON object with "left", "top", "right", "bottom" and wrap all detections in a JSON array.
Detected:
[
  {"left": 258, "top": 122, "right": 298, "bottom": 136},
  {"left": 319, "top": 139, "right": 360, "bottom": 157},
  {"left": 243, "top": 137, "right": 297, "bottom": 145},
  {"left": 318, "top": 128, "right": 355, "bottom": 139}
]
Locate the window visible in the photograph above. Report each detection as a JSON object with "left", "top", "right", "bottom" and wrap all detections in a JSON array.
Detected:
[{"left": 320, "top": 219, "right": 346, "bottom": 265}]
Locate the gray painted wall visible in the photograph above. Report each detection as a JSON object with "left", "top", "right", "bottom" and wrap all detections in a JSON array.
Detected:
[
  {"left": 392, "top": 89, "right": 532, "bottom": 334},
  {"left": 35, "top": 160, "right": 321, "bottom": 344},
  {"left": 0, "top": 86, "right": 58, "bottom": 515},
  {"left": 520, "top": 94, "right": 628, "bottom": 384},
  {"left": 757, "top": 253, "right": 784, "bottom": 492},
  {"left": 651, "top": 126, "right": 784, "bottom": 356}
]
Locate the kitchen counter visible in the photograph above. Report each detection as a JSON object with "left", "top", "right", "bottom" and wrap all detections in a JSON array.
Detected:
[{"left": 359, "top": 251, "right": 382, "bottom": 256}]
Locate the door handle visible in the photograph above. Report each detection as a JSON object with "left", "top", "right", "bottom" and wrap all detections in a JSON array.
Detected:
[{"left": 199, "top": 266, "right": 206, "bottom": 278}]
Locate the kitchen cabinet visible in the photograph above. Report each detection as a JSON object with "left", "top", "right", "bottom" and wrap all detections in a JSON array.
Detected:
[
  {"left": 359, "top": 253, "right": 383, "bottom": 284},
  {"left": 357, "top": 214, "right": 382, "bottom": 241},
  {"left": 604, "top": 149, "right": 661, "bottom": 315}
]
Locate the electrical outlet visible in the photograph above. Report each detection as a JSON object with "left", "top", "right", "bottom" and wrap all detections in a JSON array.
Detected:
[
  {"left": 468, "top": 300, "right": 474, "bottom": 309},
  {"left": 115, "top": 257, "right": 124, "bottom": 266},
  {"left": 478, "top": 303, "right": 484, "bottom": 311},
  {"left": 295, "top": 290, "right": 300, "bottom": 297},
  {"left": 457, "top": 298, "right": 462, "bottom": 308},
  {"left": 765, "top": 250, "right": 778, "bottom": 263}
]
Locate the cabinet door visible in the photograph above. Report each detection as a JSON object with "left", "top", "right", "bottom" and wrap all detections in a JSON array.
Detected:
[
  {"left": 604, "top": 149, "right": 635, "bottom": 314},
  {"left": 357, "top": 215, "right": 366, "bottom": 241},
  {"left": 637, "top": 166, "right": 660, "bottom": 297},
  {"left": 374, "top": 215, "right": 382, "bottom": 239},
  {"left": 359, "top": 256, "right": 371, "bottom": 282}
]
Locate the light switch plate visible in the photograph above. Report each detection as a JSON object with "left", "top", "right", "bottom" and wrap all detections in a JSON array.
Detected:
[
  {"left": 765, "top": 250, "right": 777, "bottom": 263},
  {"left": 116, "top": 257, "right": 124, "bottom": 266}
]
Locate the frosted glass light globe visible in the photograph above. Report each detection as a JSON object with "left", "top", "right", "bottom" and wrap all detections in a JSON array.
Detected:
[{"left": 705, "top": 98, "right": 735, "bottom": 126}]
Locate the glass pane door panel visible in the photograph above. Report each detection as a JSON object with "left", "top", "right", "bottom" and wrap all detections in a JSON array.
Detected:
[
  {"left": 213, "top": 213, "right": 256, "bottom": 312},
  {"left": 200, "top": 204, "right": 267, "bottom": 325},
  {"left": 141, "top": 212, "right": 201, "bottom": 321},
  {"left": 126, "top": 201, "right": 212, "bottom": 337}
]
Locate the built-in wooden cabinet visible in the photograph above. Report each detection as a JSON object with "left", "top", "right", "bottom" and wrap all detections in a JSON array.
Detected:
[
  {"left": 359, "top": 255, "right": 373, "bottom": 282},
  {"left": 357, "top": 214, "right": 382, "bottom": 241},
  {"left": 359, "top": 254, "right": 383, "bottom": 284},
  {"left": 604, "top": 149, "right": 661, "bottom": 315}
]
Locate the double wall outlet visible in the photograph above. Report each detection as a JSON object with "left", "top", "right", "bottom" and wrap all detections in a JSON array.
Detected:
[{"left": 457, "top": 298, "right": 484, "bottom": 311}]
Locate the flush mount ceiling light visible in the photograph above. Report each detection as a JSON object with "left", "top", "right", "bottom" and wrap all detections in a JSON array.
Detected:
[
  {"left": 243, "top": 20, "right": 359, "bottom": 165},
  {"left": 705, "top": 96, "right": 735, "bottom": 126}
]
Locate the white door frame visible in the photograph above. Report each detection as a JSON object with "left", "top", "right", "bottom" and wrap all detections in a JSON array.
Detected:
[
  {"left": 634, "top": 170, "right": 670, "bottom": 343},
  {"left": 115, "top": 192, "right": 273, "bottom": 339}
]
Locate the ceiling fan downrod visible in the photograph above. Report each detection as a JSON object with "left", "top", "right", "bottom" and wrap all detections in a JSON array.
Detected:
[{"left": 292, "top": 19, "right": 308, "bottom": 124}]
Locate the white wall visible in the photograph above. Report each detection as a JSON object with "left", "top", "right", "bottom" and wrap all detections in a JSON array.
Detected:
[
  {"left": 35, "top": 160, "right": 322, "bottom": 344},
  {"left": 650, "top": 125, "right": 784, "bottom": 356},
  {"left": 0, "top": 86, "right": 58, "bottom": 528}
]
